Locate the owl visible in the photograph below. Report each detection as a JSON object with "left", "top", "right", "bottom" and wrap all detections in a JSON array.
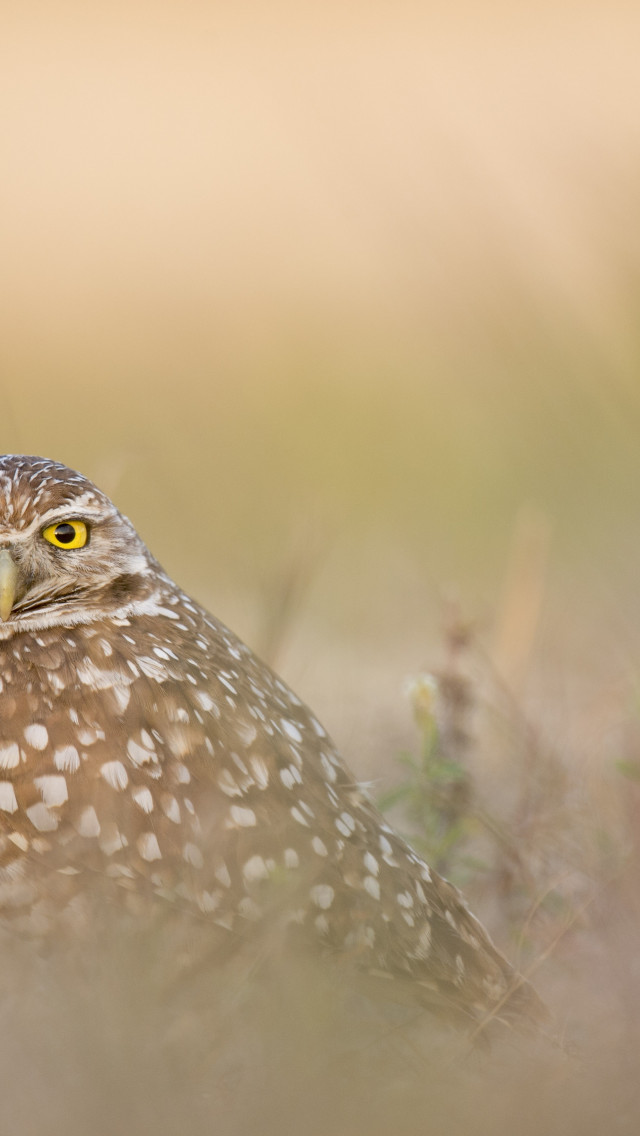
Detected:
[{"left": 0, "top": 454, "right": 545, "bottom": 1035}]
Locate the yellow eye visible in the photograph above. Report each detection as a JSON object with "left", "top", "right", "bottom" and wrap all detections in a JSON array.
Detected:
[{"left": 42, "top": 520, "right": 88, "bottom": 549}]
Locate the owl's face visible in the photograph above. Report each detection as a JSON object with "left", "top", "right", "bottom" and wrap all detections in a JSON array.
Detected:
[{"left": 0, "top": 455, "right": 157, "bottom": 636}]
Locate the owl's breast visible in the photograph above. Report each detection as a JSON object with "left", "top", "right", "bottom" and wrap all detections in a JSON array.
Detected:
[{"left": 0, "top": 615, "right": 342, "bottom": 939}]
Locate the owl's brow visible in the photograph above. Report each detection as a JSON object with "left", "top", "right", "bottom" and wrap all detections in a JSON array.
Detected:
[{"left": 2, "top": 505, "right": 116, "bottom": 541}]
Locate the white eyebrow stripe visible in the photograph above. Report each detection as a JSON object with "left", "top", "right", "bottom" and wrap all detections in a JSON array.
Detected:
[
  {"left": 38, "top": 506, "right": 115, "bottom": 526},
  {"left": 0, "top": 507, "right": 115, "bottom": 540}
]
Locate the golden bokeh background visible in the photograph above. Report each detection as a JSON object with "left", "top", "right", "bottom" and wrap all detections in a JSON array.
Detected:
[{"left": 2, "top": 6, "right": 640, "bottom": 1122}]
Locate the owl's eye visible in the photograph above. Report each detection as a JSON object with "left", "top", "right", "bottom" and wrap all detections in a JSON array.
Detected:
[{"left": 42, "top": 520, "right": 88, "bottom": 549}]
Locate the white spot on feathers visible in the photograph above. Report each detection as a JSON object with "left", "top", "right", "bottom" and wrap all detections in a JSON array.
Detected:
[
  {"left": 138, "top": 832, "right": 162, "bottom": 861},
  {"left": 183, "top": 842, "right": 204, "bottom": 868},
  {"left": 76, "top": 806, "right": 101, "bottom": 837},
  {"left": 132, "top": 786, "right": 154, "bottom": 813},
  {"left": 236, "top": 720, "right": 257, "bottom": 745},
  {"left": 290, "top": 806, "right": 308, "bottom": 827},
  {"left": 215, "top": 863, "right": 231, "bottom": 888},
  {"left": 397, "top": 891, "right": 414, "bottom": 908},
  {"left": 194, "top": 690, "right": 216, "bottom": 712},
  {"left": 99, "top": 825, "right": 126, "bottom": 855},
  {"left": 34, "top": 775, "right": 68, "bottom": 807},
  {"left": 76, "top": 727, "right": 104, "bottom": 746},
  {"left": 24, "top": 724, "right": 48, "bottom": 750},
  {"left": 8, "top": 832, "right": 29, "bottom": 851},
  {"left": 198, "top": 891, "right": 220, "bottom": 913},
  {"left": 414, "top": 923, "right": 432, "bottom": 959},
  {"left": 127, "top": 739, "right": 156, "bottom": 767},
  {"left": 0, "top": 743, "right": 20, "bottom": 770},
  {"left": 161, "top": 794, "right": 181, "bottom": 823},
  {"left": 230, "top": 805, "right": 257, "bottom": 827},
  {"left": 249, "top": 755, "right": 269, "bottom": 788},
  {"left": 310, "top": 884, "right": 335, "bottom": 909},
  {"left": 218, "top": 769, "right": 243, "bottom": 797},
  {"left": 111, "top": 685, "right": 131, "bottom": 713},
  {"left": 100, "top": 761, "right": 129, "bottom": 790},
  {"left": 0, "top": 782, "right": 18, "bottom": 813},
  {"left": 363, "top": 876, "right": 381, "bottom": 900},
  {"left": 26, "top": 802, "right": 59, "bottom": 832},
  {"left": 319, "top": 754, "right": 337, "bottom": 783},
  {"left": 54, "top": 745, "right": 80, "bottom": 773},
  {"left": 242, "top": 855, "right": 269, "bottom": 882},
  {"left": 279, "top": 768, "right": 295, "bottom": 790},
  {"left": 137, "top": 656, "right": 170, "bottom": 681},
  {"left": 281, "top": 719, "right": 302, "bottom": 743}
]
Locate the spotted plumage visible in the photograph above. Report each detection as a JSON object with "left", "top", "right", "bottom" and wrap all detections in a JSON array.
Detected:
[{"left": 0, "top": 454, "right": 545, "bottom": 1031}]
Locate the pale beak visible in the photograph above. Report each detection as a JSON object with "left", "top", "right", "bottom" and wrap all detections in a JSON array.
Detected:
[{"left": 0, "top": 550, "right": 20, "bottom": 622}]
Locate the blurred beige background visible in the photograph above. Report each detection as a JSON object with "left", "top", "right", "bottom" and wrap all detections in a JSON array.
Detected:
[{"left": 2, "top": 0, "right": 639, "bottom": 767}]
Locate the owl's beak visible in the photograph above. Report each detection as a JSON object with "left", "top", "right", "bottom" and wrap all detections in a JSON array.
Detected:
[{"left": 0, "top": 550, "right": 20, "bottom": 622}]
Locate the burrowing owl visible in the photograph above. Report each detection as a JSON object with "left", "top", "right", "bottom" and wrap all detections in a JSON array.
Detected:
[{"left": 0, "top": 454, "right": 545, "bottom": 1032}]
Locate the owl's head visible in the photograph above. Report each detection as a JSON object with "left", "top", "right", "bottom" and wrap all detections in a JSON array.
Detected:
[{"left": 0, "top": 455, "right": 157, "bottom": 635}]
